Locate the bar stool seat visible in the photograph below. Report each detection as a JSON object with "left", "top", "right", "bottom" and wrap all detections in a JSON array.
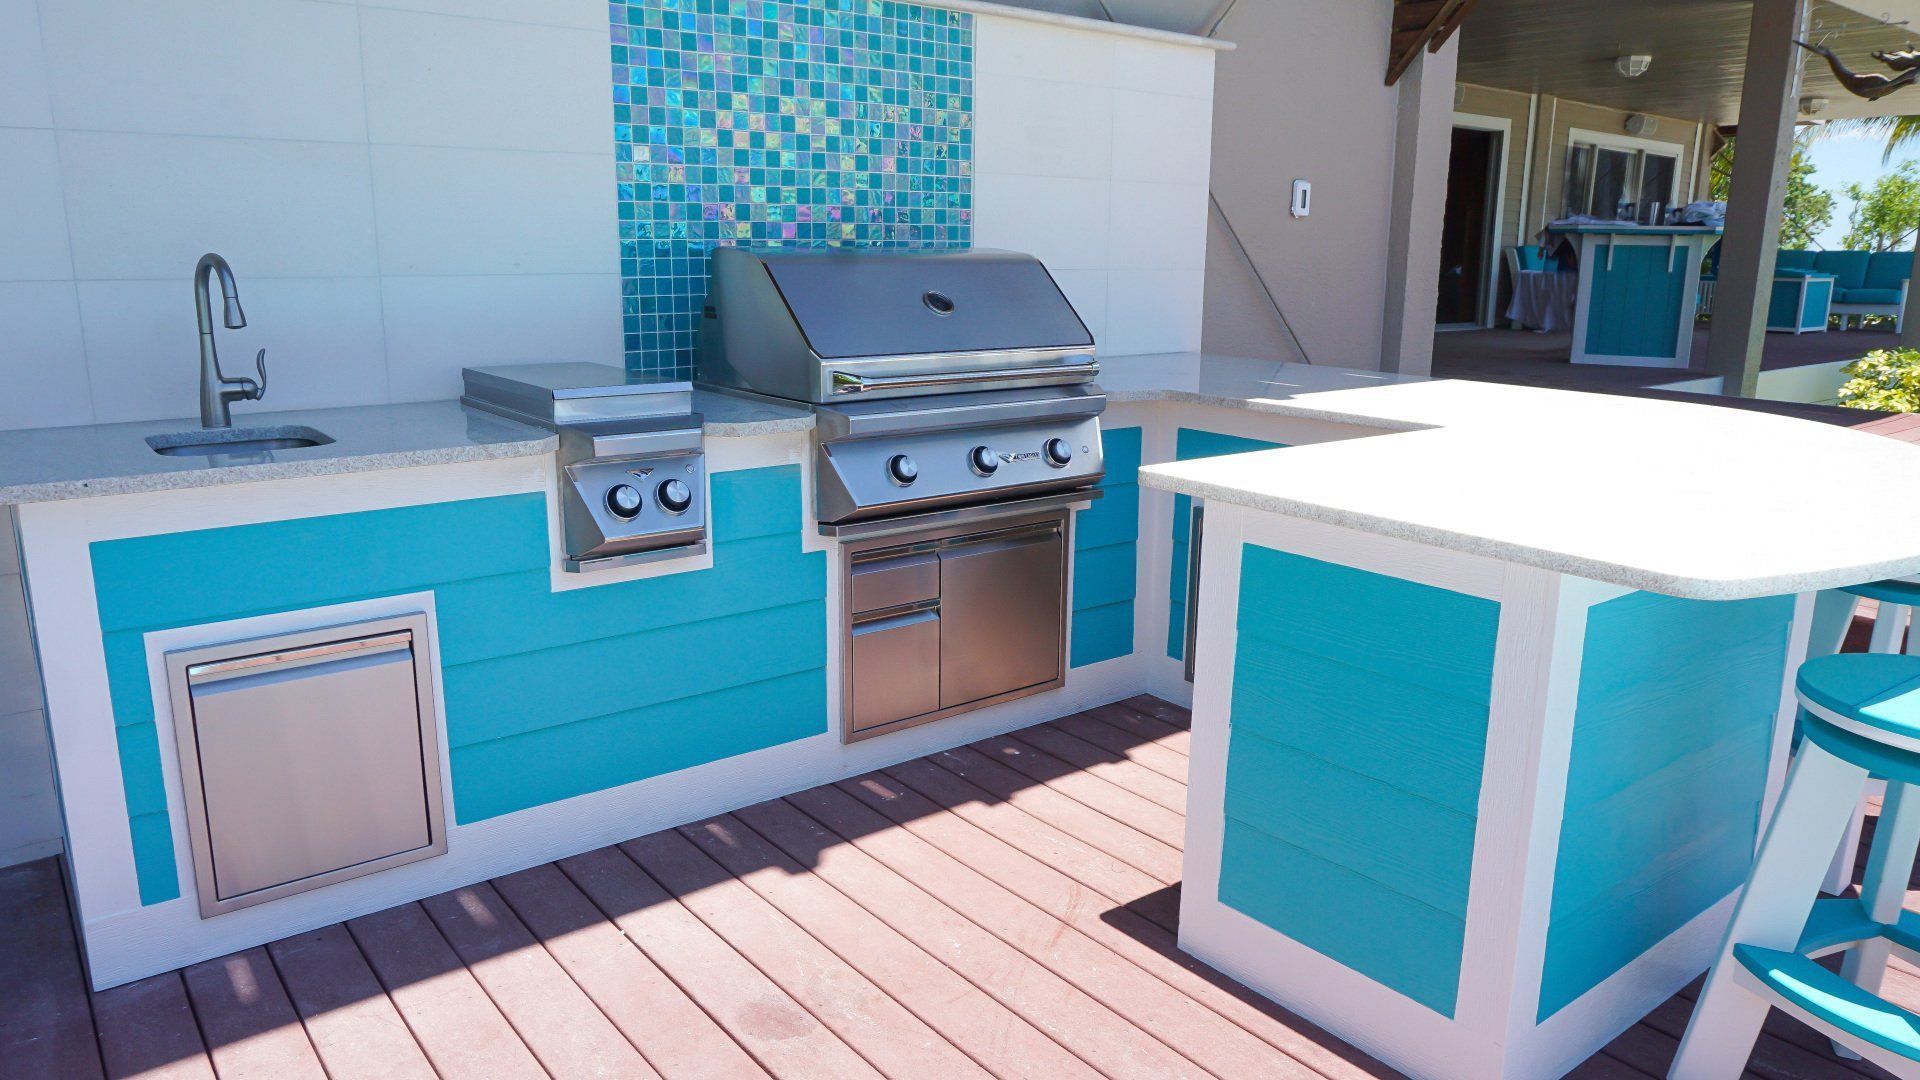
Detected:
[{"left": 1671, "top": 653, "right": 1920, "bottom": 1078}]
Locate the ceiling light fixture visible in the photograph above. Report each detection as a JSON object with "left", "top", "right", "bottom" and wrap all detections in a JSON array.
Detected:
[{"left": 1615, "top": 54, "right": 1653, "bottom": 78}]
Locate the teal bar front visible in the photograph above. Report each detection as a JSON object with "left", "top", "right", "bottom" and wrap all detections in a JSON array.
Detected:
[{"left": 1553, "top": 225, "right": 1720, "bottom": 369}]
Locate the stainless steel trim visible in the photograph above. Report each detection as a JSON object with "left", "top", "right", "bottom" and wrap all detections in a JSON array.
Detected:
[
  {"left": 564, "top": 539, "right": 708, "bottom": 574},
  {"left": 817, "top": 487, "right": 1101, "bottom": 541},
  {"left": 557, "top": 421, "right": 703, "bottom": 461},
  {"left": 187, "top": 630, "right": 414, "bottom": 684},
  {"left": 831, "top": 361, "right": 1100, "bottom": 395},
  {"left": 1184, "top": 503, "right": 1204, "bottom": 683},
  {"left": 812, "top": 385, "right": 1105, "bottom": 439},
  {"left": 164, "top": 613, "right": 447, "bottom": 919}
]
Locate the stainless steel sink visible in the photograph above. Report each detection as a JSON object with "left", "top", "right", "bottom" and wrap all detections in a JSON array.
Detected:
[{"left": 148, "top": 425, "right": 334, "bottom": 458}]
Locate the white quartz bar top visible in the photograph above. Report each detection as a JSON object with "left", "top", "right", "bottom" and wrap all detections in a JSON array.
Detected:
[
  {"left": 0, "top": 392, "right": 814, "bottom": 506},
  {"left": 1113, "top": 353, "right": 1920, "bottom": 600}
]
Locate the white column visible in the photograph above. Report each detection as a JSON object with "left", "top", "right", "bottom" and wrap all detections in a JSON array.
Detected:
[
  {"left": 1702, "top": 0, "right": 1811, "bottom": 397},
  {"left": 1380, "top": 35, "right": 1459, "bottom": 377}
]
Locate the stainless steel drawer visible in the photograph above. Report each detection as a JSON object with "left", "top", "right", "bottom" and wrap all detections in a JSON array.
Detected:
[
  {"left": 937, "top": 524, "right": 1063, "bottom": 709},
  {"left": 166, "top": 615, "right": 446, "bottom": 918},
  {"left": 849, "top": 550, "right": 939, "bottom": 614},
  {"left": 848, "top": 608, "right": 940, "bottom": 732}
]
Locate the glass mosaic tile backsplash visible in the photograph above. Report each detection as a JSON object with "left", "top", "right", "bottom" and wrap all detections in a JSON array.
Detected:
[{"left": 611, "top": 0, "right": 975, "bottom": 379}]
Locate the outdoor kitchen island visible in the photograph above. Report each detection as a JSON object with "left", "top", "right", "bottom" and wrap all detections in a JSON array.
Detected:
[{"left": 1116, "top": 353, "right": 1920, "bottom": 1080}]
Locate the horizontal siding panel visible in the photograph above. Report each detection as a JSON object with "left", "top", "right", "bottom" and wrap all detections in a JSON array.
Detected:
[
  {"left": 116, "top": 722, "right": 168, "bottom": 818},
  {"left": 435, "top": 535, "right": 824, "bottom": 666},
  {"left": 711, "top": 465, "right": 804, "bottom": 542},
  {"left": 1235, "top": 550, "right": 1499, "bottom": 704},
  {"left": 1070, "top": 600, "right": 1133, "bottom": 668},
  {"left": 1220, "top": 818, "right": 1465, "bottom": 1017},
  {"left": 128, "top": 811, "right": 180, "bottom": 904},
  {"left": 442, "top": 599, "right": 826, "bottom": 749},
  {"left": 450, "top": 667, "right": 827, "bottom": 822},
  {"left": 103, "top": 631, "right": 154, "bottom": 729},
  {"left": 1071, "top": 540, "right": 1136, "bottom": 611},
  {"left": 1225, "top": 730, "right": 1475, "bottom": 918},
  {"left": 1103, "top": 425, "right": 1143, "bottom": 474},
  {"left": 1229, "top": 647, "right": 1488, "bottom": 814},
  {"left": 91, "top": 494, "right": 550, "bottom": 632},
  {"left": 1075, "top": 483, "right": 1139, "bottom": 549}
]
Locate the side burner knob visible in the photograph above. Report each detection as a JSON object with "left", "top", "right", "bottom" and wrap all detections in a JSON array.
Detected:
[
  {"left": 1043, "top": 438, "right": 1073, "bottom": 468},
  {"left": 606, "top": 483, "right": 644, "bottom": 519},
  {"left": 656, "top": 478, "right": 693, "bottom": 515}
]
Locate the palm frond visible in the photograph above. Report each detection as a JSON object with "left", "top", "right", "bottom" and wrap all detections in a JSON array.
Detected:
[{"left": 1821, "top": 115, "right": 1920, "bottom": 162}]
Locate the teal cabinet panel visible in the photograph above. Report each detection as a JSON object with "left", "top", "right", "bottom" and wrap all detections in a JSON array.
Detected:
[
  {"left": 1071, "top": 426, "right": 1140, "bottom": 668},
  {"left": 1167, "top": 429, "right": 1285, "bottom": 661},
  {"left": 89, "top": 467, "right": 827, "bottom": 906},
  {"left": 1537, "top": 591, "right": 1794, "bottom": 1021},
  {"left": 1583, "top": 244, "right": 1688, "bottom": 359},
  {"left": 1220, "top": 544, "right": 1496, "bottom": 1018}
]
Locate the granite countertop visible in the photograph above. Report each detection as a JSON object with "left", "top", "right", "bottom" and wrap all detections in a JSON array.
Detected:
[
  {"left": 0, "top": 392, "right": 814, "bottom": 506},
  {"left": 1107, "top": 352, "right": 1920, "bottom": 600}
]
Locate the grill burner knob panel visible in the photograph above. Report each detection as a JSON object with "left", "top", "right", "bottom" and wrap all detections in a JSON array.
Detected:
[
  {"left": 888, "top": 454, "right": 919, "bottom": 486},
  {"left": 606, "top": 483, "right": 644, "bottom": 519},
  {"left": 657, "top": 478, "right": 693, "bottom": 515},
  {"left": 1044, "top": 438, "right": 1073, "bottom": 468},
  {"left": 969, "top": 445, "right": 1000, "bottom": 477}
]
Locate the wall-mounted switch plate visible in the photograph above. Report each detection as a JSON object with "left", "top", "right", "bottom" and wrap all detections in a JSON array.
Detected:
[{"left": 1290, "top": 179, "right": 1311, "bottom": 219}]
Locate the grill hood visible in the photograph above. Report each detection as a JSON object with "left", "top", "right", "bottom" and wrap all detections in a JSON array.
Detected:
[{"left": 697, "top": 247, "right": 1097, "bottom": 403}]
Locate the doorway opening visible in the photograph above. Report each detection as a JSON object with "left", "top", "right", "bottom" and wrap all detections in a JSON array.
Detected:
[{"left": 1437, "top": 123, "right": 1505, "bottom": 329}]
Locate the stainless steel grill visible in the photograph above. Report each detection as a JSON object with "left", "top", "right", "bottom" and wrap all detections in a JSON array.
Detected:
[{"left": 697, "top": 247, "right": 1107, "bottom": 740}]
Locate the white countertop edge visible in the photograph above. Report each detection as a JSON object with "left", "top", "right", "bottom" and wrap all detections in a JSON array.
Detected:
[{"left": 934, "top": 0, "right": 1234, "bottom": 50}]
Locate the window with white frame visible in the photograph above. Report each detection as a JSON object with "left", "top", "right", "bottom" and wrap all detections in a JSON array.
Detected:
[{"left": 1562, "top": 130, "right": 1683, "bottom": 223}]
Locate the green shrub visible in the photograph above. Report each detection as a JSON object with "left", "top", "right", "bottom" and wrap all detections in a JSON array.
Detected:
[{"left": 1838, "top": 348, "right": 1920, "bottom": 411}]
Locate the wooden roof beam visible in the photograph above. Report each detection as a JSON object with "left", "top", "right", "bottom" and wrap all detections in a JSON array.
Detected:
[{"left": 1387, "top": 0, "right": 1478, "bottom": 85}]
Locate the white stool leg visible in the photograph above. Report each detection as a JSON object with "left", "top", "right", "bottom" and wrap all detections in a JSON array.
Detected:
[
  {"left": 1670, "top": 740, "right": 1870, "bottom": 1079},
  {"left": 1824, "top": 602, "right": 1911, "bottom": 894},
  {"left": 1834, "top": 781, "right": 1920, "bottom": 1058}
]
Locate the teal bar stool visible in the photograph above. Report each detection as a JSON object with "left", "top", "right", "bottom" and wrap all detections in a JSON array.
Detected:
[
  {"left": 1817, "top": 579, "right": 1920, "bottom": 895},
  {"left": 1670, "top": 652, "right": 1920, "bottom": 1078}
]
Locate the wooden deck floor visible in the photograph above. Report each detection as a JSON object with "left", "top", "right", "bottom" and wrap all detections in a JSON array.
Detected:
[{"left": 0, "top": 696, "right": 1900, "bottom": 1079}]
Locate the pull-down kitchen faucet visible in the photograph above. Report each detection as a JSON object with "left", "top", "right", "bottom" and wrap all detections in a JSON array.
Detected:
[{"left": 193, "top": 253, "right": 268, "bottom": 427}]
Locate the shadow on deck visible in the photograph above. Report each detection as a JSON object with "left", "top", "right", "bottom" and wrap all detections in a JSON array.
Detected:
[{"left": 0, "top": 696, "right": 1897, "bottom": 1079}]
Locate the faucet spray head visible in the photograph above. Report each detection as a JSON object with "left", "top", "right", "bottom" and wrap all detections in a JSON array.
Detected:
[{"left": 222, "top": 295, "right": 246, "bottom": 329}]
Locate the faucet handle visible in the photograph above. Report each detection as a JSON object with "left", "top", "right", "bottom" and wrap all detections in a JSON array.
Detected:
[{"left": 248, "top": 348, "right": 267, "bottom": 400}]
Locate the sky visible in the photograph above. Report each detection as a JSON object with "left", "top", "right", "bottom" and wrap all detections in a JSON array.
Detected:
[{"left": 1803, "top": 124, "right": 1913, "bottom": 249}]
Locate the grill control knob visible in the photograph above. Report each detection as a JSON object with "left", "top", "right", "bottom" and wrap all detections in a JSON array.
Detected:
[
  {"left": 605, "top": 483, "right": 644, "bottom": 519},
  {"left": 1043, "top": 438, "right": 1073, "bottom": 468},
  {"left": 656, "top": 478, "right": 693, "bottom": 515},
  {"left": 887, "top": 454, "right": 918, "bottom": 486},
  {"left": 969, "top": 445, "right": 1000, "bottom": 477}
]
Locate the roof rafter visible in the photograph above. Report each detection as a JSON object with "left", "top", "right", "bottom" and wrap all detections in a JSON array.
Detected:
[{"left": 1388, "top": 0, "right": 1478, "bottom": 85}]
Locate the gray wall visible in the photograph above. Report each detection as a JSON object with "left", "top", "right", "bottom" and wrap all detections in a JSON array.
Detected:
[
  {"left": 0, "top": 507, "right": 60, "bottom": 869},
  {"left": 1202, "top": 0, "right": 1427, "bottom": 369}
]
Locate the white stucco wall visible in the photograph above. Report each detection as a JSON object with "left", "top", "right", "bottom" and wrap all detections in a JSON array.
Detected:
[{"left": 1202, "top": 0, "right": 1454, "bottom": 371}]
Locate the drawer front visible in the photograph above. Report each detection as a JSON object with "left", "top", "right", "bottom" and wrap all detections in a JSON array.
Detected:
[
  {"left": 849, "top": 609, "right": 941, "bottom": 732},
  {"left": 850, "top": 551, "right": 939, "bottom": 614}
]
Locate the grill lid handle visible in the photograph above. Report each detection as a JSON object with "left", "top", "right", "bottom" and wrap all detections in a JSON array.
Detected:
[{"left": 830, "top": 361, "right": 1099, "bottom": 395}]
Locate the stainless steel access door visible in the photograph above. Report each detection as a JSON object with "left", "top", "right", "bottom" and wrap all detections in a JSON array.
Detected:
[
  {"left": 937, "top": 522, "right": 1063, "bottom": 709},
  {"left": 167, "top": 614, "right": 446, "bottom": 918}
]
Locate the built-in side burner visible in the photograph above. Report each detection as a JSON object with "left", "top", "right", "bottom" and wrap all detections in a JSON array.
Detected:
[{"left": 462, "top": 362, "right": 706, "bottom": 572}]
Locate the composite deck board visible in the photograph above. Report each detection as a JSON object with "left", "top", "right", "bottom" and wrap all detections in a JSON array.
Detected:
[
  {"left": 843, "top": 765, "right": 1397, "bottom": 1079},
  {"left": 622, "top": 828, "right": 989, "bottom": 1079},
  {"left": 346, "top": 901, "right": 548, "bottom": 1080},
  {"left": 556, "top": 843, "right": 883, "bottom": 1080},
  {"left": 0, "top": 859, "right": 104, "bottom": 1080},
  {"left": 489, "top": 861, "right": 773, "bottom": 1080},
  {"left": 1013, "top": 714, "right": 1190, "bottom": 807},
  {"left": 676, "top": 812, "right": 1102, "bottom": 1080},
  {"left": 977, "top": 731, "right": 1191, "bottom": 836},
  {"left": 3, "top": 697, "right": 1892, "bottom": 1080},
  {"left": 785, "top": 782, "right": 1315, "bottom": 1080},
  {"left": 89, "top": 973, "right": 213, "bottom": 1080},
  {"left": 420, "top": 881, "right": 657, "bottom": 1078},
  {"left": 924, "top": 743, "right": 1185, "bottom": 883},
  {"left": 736, "top": 795, "right": 1209, "bottom": 1080},
  {"left": 179, "top": 947, "right": 326, "bottom": 1080},
  {"left": 1046, "top": 709, "right": 1192, "bottom": 786},
  {"left": 266, "top": 924, "right": 435, "bottom": 1080}
]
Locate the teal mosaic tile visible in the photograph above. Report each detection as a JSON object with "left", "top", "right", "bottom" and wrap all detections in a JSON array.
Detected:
[{"left": 610, "top": 0, "right": 975, "bottom": 379}]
